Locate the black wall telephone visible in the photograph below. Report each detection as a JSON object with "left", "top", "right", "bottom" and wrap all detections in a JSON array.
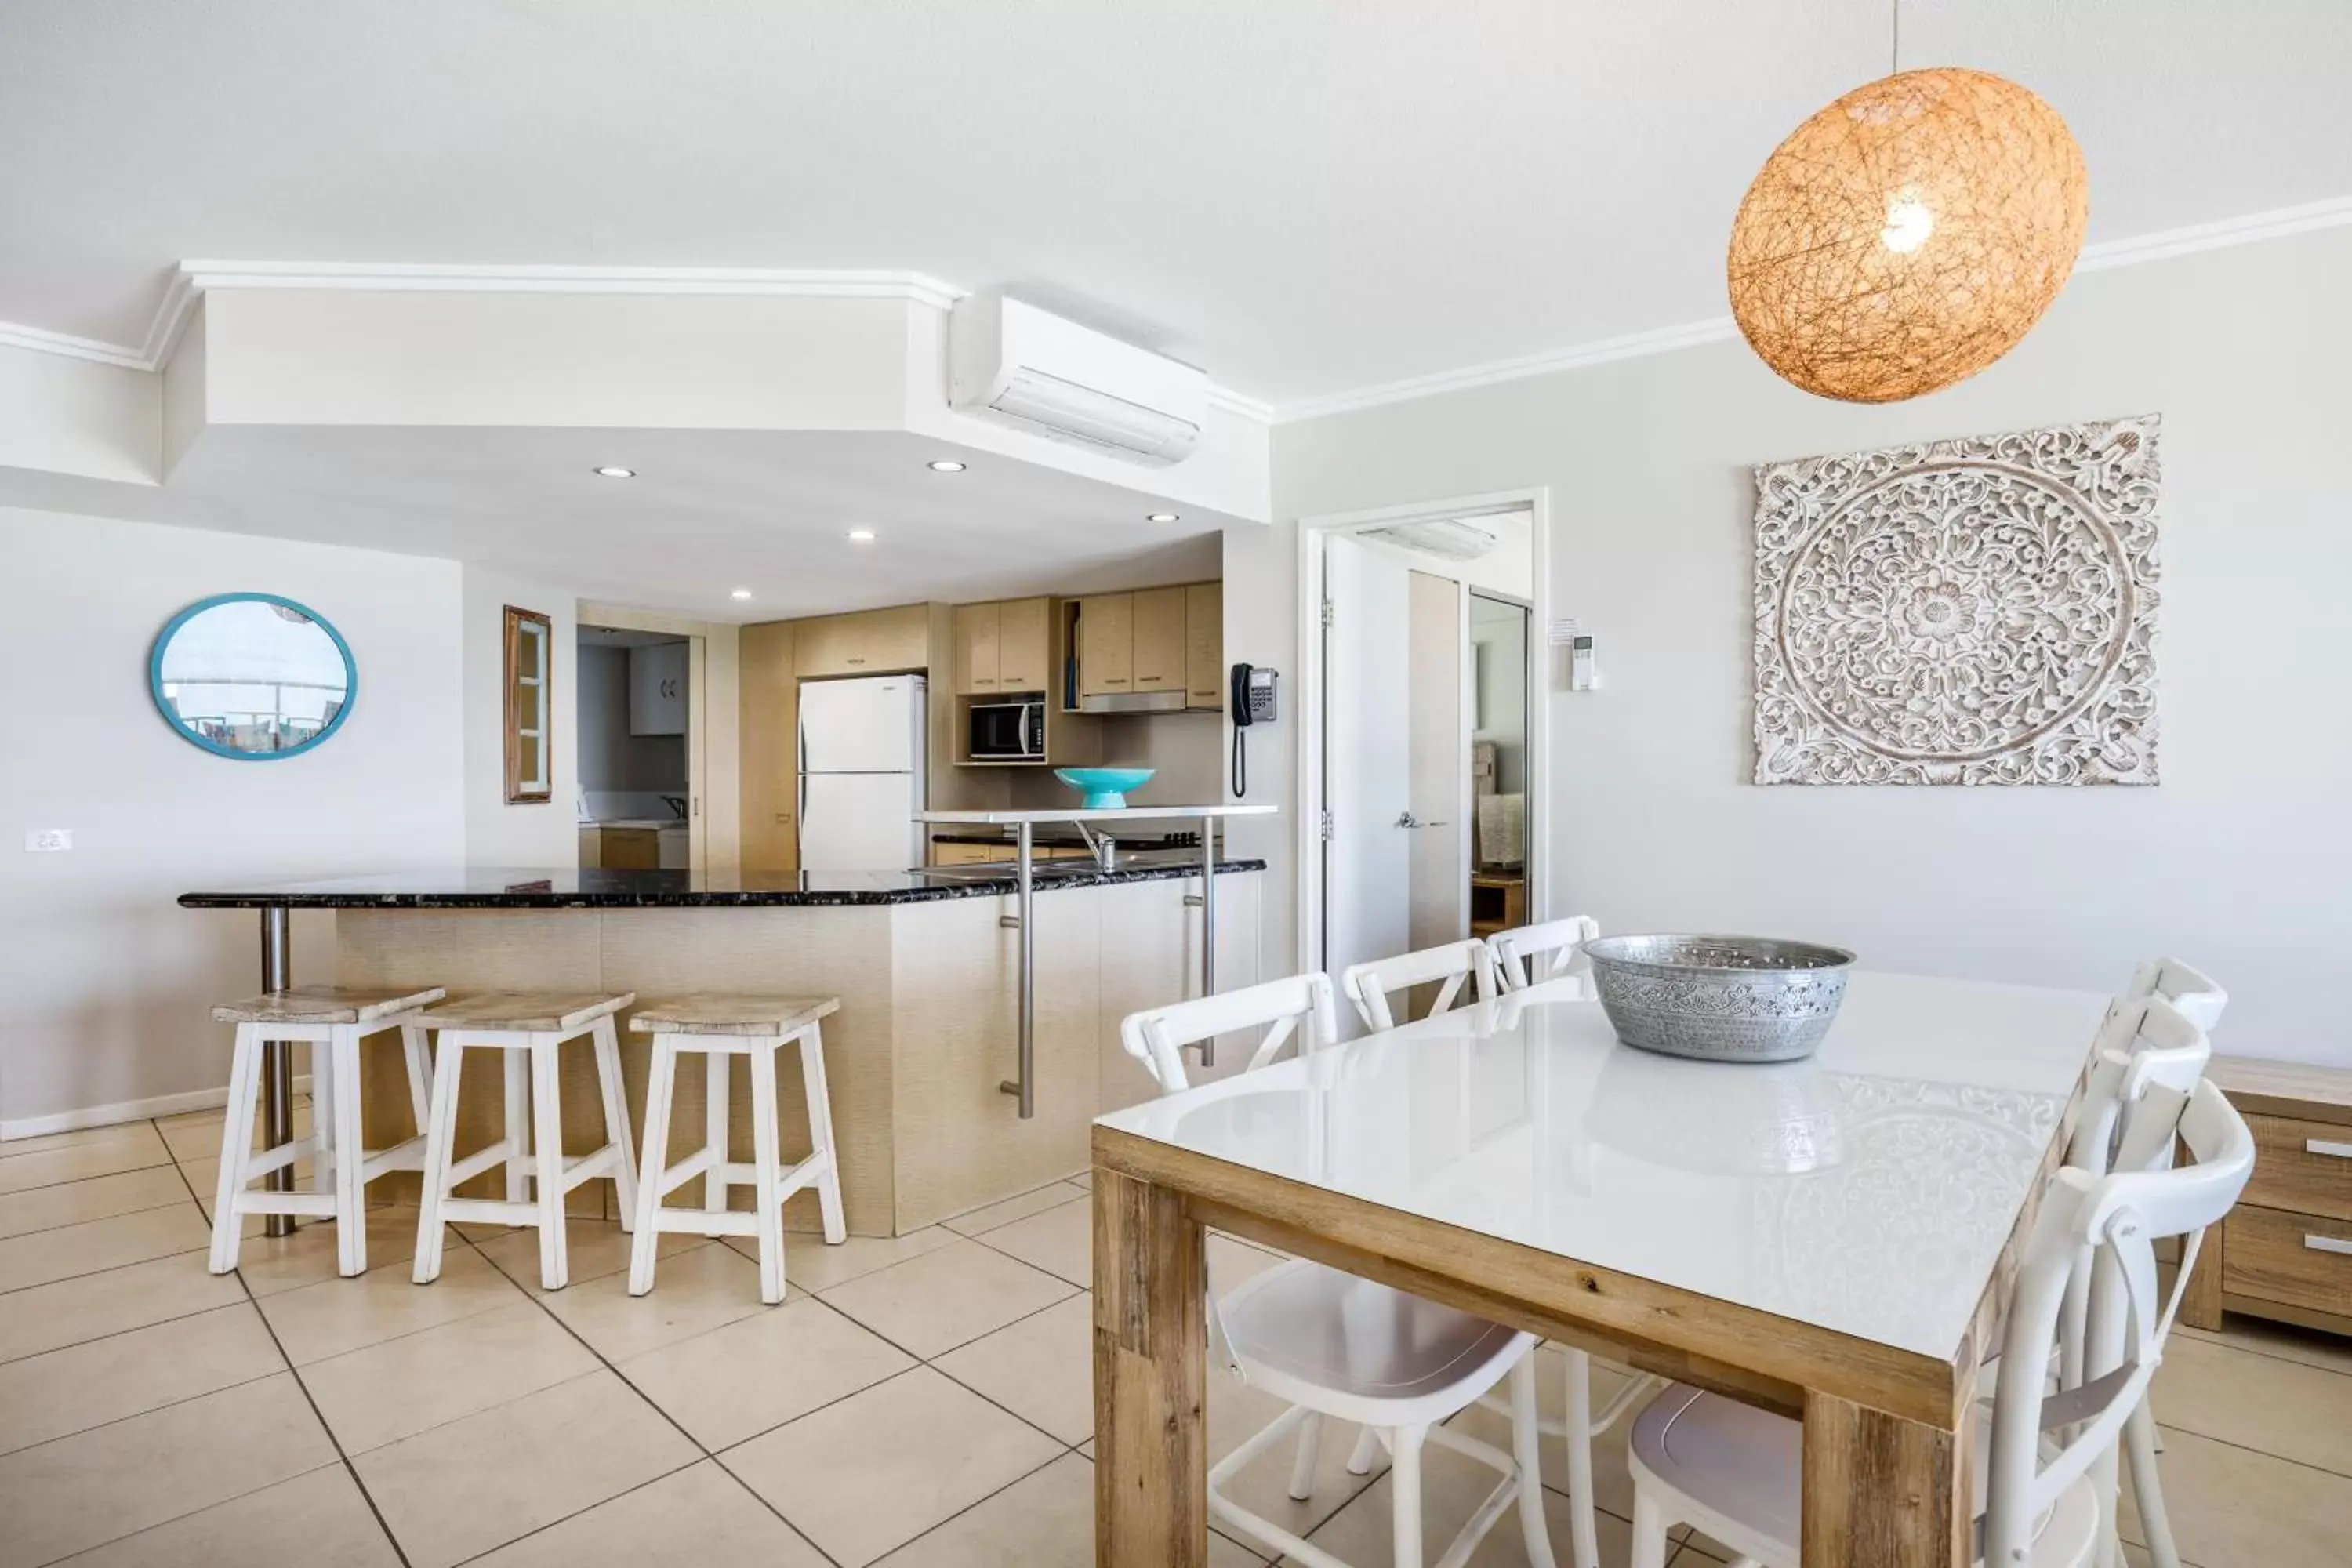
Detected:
[{"left": 1229, "top": 664, "right": 1277, "bottom": 796}]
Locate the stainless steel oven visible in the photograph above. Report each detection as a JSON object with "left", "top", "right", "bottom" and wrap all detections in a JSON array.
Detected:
[{"left": 967, "top": 698, "right": 1045, "bottom": 761}]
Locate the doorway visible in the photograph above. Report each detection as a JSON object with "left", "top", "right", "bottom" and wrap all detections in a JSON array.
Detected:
[
  {"left": 576, "top": 624, "right": 701, "bottom": 871},
  {"left": 1301, "top": 495, "right": 1547, "bottom": 1025}
]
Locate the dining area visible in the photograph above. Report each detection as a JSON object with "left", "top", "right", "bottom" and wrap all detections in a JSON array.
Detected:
[{"left": 1090, "top": 921, "right": 2256, "bottom": 1568}]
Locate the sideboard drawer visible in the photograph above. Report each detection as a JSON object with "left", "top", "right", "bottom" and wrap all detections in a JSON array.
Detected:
[
  {"left": 2222, "top": 1206, "right": 2352, "bottom": 1318},
  {"left": 2243, "top": 1113, "right": 2352, "bottom": 1221}
]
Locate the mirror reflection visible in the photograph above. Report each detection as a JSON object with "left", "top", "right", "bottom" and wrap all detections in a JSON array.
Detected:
[{"left": 151, "top": 594, "right": 355, "bottom": 757}]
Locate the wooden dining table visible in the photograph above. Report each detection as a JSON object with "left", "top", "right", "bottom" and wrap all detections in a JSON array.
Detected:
[{"left": 1091, "top": 970, "right": 2111, "bottom": 1567}]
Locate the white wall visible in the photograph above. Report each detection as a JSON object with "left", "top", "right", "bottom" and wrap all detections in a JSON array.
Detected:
[
  {"left": 462, "top": 564, "right": 581, "bottom": 865},
  {"left": 0, "top": 509, "right": 466, "bottom": 1130},
  {"left": 1265, "top": 226, "right": 2352, "bottom": 1066}
]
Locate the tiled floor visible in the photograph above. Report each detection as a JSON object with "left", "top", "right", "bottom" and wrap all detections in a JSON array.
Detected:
[{"left": 2, "top": 1112, "right": 2349, "bottom": 1566}]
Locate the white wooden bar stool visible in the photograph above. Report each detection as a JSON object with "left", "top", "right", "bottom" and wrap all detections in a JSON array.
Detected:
[
  {"left": 627, "top": 994, "right": 846, "bottom": 1305},
  {"left": 411, "top": 990, "right": 638, "bottom": 1290},
  {"left": 207, "top": 983, "right": 445, "bottom": 1278}
]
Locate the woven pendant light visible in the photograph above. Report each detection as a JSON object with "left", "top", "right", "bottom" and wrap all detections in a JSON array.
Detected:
[{"left": 1728, "top": 66, "right": 2089, "bottom": 403}]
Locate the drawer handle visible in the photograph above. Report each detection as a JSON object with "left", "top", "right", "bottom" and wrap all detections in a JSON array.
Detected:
[
  {"left": 2307, "top": 1138, "right": 2352, "bottom": 1160},
  {"left": 2305, "top": 1234, "right": 2352, "bottom": 1257}
]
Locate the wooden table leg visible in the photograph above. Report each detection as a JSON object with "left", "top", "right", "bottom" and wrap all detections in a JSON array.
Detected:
[
  {"left": 1094, "top": 1165, "right": 1208, "bottom": 1568},
  {"left": 1802, "top": 1390, "right": 1969, "bottom": 1568}
]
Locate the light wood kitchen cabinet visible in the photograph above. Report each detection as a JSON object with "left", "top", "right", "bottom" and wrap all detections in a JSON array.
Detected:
[
  {"left": 1131, "top": 586, "right": 1187, "bottom": 694},
  {"left": 995, "top": 597, "right": 1051, "bottom": 691},
  {"left": 794, "top": 604, "right": 928, "bottom": 678},
  {"left": 1185, "top": 581, "right": 1224, "bottom": 709},
  {"left": 739, "top": 621, "right": 800, "bottom": 872},
  {"left": 1079, "top": 593, "right": 1134, "bottom": 694},
  {"left": 953, "top": 602, "right": 1001, "bottom": 694},
  {"left": 599, "top": 827, "right": 662, "bottom": 870}
]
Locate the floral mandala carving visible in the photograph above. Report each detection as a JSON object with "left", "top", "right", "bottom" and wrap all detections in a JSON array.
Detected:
[{"left": 1753, "top": 415, "right": 2161, "bottom": 786}]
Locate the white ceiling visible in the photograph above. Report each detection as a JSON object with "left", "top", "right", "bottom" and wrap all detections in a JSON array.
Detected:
[
  {"left": 4, "top": 2, "right": 2348, "bottom": 405},
  {"left": 150, "top": 425, "right": 1230, "bottom": 622}
]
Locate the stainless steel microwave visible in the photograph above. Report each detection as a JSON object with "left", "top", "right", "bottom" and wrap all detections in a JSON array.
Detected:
[{"left": 968, "top": 699, "right": 1045, "bottom": 760}]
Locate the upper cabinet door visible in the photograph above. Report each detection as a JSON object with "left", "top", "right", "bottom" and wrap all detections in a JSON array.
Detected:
[
  {"left": 796, "top": 605, "right": 929, "bottom": 677},
  {"left": 629, "top": 641, "right": 689, "bottom": 735},
  {"left": 954, "top": 602, "right": 1000, "bottom": 694},
  {"left": 1131, "top": 586, "right": 1188, "bottom": 692},
  {"left": 1185, "top": 582, "right": 1224, "bottom": 710},
  {"left": 1079, "top": 593, "right": 1134, "bottom": 694},
  {"left": 995, "top": 597, "right": 1051, "bottom": 692}
]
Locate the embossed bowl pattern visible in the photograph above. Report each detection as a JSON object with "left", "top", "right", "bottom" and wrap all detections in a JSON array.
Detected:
[{"left": 1582, "top": 934, "right": 1857, "bottom": 1064}]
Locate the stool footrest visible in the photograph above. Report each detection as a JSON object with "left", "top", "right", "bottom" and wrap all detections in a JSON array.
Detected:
[
  {"left": 359, "top": 1135, "right": 430, "bottom": 1184},
  {"left": 230, "top": 1189, "right": 339, "bottom": 1220},
  {"left": 436, "top": 1197, "right": 546, "bottom": 1228},
  {"left": 444, "top": 1139, "right": 517, "bottom": 1190},
  {"left": 241, "top": 1136, "right": 325, "bottom": 1181},
  {"left": 656, "top": 1146, "right": 717, "bottom": 1197},
  {"left": 643, "top": 1208, "right": 759, "bottom": 1239},
  {"left": 560, "top": 1145, "right": 624, "bottom": 1193}
]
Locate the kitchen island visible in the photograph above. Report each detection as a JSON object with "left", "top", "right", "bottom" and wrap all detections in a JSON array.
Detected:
[{"left": 180, "top": 851, "right": 1265, "bottom": 1236}]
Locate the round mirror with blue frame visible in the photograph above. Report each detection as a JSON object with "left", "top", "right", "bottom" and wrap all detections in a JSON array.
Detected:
[{"left": 151, "top": 593, "right": 357, "bottom": 759}]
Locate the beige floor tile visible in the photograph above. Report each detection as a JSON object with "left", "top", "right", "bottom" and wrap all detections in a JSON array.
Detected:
[
  {"left": 2118, "top": 1423, "right": 2352, "bottom": 1566},
  {"left": 302, "top": 1298, "right": 600, "bottom": 1454},
  {"left": 178, "top": 1154, "right": 322, "bottom": 1217},
  {"left": 1207, "top": 1233, "right": 1287, "bottom": 1294},
  {"left": 2151, "top": 1334, "right": 2352, "bottom": 1479},
  {"left": 469, "top": 1459, "right": 830, "bottom": 1568},
  {"left": 1066, "top": 1170, "right": 1093, "bottom": 1190},
  {"left": 354, "top": 1370, "right": 699, "bottom": 1568},
  {"left": 723, "top": 1224, "right": 960, "bottom": 1292},
  {"left": 1205, "top": 1366, "right": 1388, "bottom": 1544},
  {"left": 0, "top": 1122, "right": 168, "bottom": 1163},
  {"left": 231, "top": 1207, "right": 423, "bottom": 1298},
  {"left": 820, "top": 1238, "right": 1075, "bottom": 1359},
  {"left": 160, "top": 1104, "right": 314, "bottom": 1163},
  {"left": 939, "top": 1181, "right": 1087, "bottom": 1236},
  {"left": 1449, "top": 1346, "right": 1646, "bottom": 1521},
  {"left": 0, "top": 1301, "right": 284, "bottom": 1456},
  {"left": 1078, "top": 1438, "right": 1094, "bottom": 1459},
  {"left": 0, "top": 1167, "right": 191, "bottom": 1242},
  {"left": 871, "top": 1450, "right": 1265, "bottom": 1568},
  {"left": 931, "top": 1291, "right": 1094, "bottom": 1444},
  {"left": 471, "top": 1217, "right": 705, "bottom": 1290},
  {"left": 257, "top": 1243, "right": 522, "bottom": 1366},
  {"left": 56, "top": 1463, "right": 401, "bottom": 1568},
  {"left": 726, "top": 1366, "right": 1063, "bottom": 1567},
  {"left": 622, "top": 1294, "right": 913, "bottom": 1450},
  {"left": 0, "top": 1204, "right": 214, "bottom": 1294},
  {"left": 0, "top": 1248, "right": 245, "bottom": 1365},
  {"left": 539, "top": 1241, "right": 765, "bottom": 1361},
  {"left": 971, "top": 1194, "right": 1091, "bottom": 1286},
  {"left": 2176, "top": 1310, "right": 2352, "bottom": 1379},
  {"left": 0, "top": 1131, "right": 172, "bottom": 1197},
  {"left": 0, "top": 1374, "right": 336, "bottom": 1568},
  {"left": 1301, "top": 1455, "right": 1640, "bottom": 1566}
]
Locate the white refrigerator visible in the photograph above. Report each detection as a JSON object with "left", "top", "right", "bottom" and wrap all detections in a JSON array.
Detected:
[{"left": 798, "top": 674, "right": 929, "bottom": 871}]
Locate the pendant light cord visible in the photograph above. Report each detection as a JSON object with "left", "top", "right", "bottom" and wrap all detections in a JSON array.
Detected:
[{"left": 1890, "top": 0, "right": 1900, "bottom": 74}]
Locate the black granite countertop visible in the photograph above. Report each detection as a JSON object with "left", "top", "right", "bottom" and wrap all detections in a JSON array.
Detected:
[
  {"left": 927, "top": 828, "right": 1203, "bottom": 849},
  {"left": 178, "top": 857, "right": 1266, "bottom": 910}
]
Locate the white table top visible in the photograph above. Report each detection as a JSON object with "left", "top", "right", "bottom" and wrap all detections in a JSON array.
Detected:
[
  {"left": 1096, "top": 970, "right": 2108, "bottom": 1360},
  {"left": 915, "top": 805, "right": 1278, "bottom": 824}
]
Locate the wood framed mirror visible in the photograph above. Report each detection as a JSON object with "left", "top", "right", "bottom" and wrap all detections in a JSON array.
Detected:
[{"left": 504, "top": 605, "right": 553, "bottom": 803}]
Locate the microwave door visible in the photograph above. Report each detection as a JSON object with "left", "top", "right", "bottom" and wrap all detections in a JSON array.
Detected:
[{"left": 1018, "top": 703, "right": 1036, "bottom": 758}]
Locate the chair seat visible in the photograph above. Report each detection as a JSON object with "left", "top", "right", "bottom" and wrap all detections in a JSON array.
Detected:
[
  {"left": 1218, "top": 1258, "right": 1533, "bottom": 1425},
  {"left": 1628, "top": 1384, "right": 2099, "bottom": 1567},
  {"left": 212, "top": 984, "right": 445, "bottom": 1025},
  {"left": 417, "top": 990, "right": 634, "bottom": 1032},
  {"left": 630, "top": 993, "right": 841, "bottom": 1036}
]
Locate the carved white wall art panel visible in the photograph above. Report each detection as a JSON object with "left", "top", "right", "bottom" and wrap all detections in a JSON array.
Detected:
[{"left": 1753, "top": 415, "right": 2161, "bottom": 786}]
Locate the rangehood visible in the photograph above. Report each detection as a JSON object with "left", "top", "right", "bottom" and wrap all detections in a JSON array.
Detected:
[{"left": 1077, "top": 689, "right": 1190, "bottom": 714}]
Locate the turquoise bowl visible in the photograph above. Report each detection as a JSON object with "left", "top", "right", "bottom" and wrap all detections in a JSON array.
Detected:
[{"left": 1054, "top": 767, "right": 1156, "bottom": 809}]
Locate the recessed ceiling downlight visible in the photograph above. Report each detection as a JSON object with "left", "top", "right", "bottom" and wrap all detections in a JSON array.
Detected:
[
  {"left": 926, "top": 459, "right": 967, "bottom": 473},
  {"left": 731, "top": 588, "right": 753, "bottom": 601},
  {"left": 592, "top": 466, "right": 636, "bottom": 479},
  {"left": 1146, "top": 512, "right": 1181, "bottom": 524},
  {"left": 848, "top": 528, "right": 877, "bottom": 543}
]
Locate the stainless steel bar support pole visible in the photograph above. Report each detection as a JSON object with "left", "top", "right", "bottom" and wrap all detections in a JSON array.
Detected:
[
  {"left": 999, "top": 820, "right": 1036, "bottom": 1118},
  {"left": 1198, "top": 815, "right": 1217, "bottom": 1067},
  {"left": 259, "top": 905, "right": 298, "bottom": 1236}
]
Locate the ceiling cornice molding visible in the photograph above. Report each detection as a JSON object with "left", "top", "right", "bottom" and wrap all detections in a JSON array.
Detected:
[
  {"left": 1269, "top": 192, "right": 2352, "bottom": 423},
  {"left": 0, "top": 317, "right": 152, "bottom": 371}
]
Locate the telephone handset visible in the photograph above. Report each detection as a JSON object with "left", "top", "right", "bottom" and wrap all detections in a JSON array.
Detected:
[{"left": 1229, "top": 664, "right": 1277, "bottom": 796}]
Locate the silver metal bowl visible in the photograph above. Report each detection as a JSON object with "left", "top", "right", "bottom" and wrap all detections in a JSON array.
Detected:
[{"left": 1582, "top": 934, "right": 1856, "bottom": 1063}]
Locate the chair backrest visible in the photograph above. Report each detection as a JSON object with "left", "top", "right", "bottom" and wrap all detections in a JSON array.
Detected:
[
  {"left": 1489, "top": 916, "right": 1600, "bottom": 991},
  {"left": 1119, "top": 972, "right": 1340, "bottom": 1096},
  {"left": 1338, "top": 939, "right": 1498, "bottom": 1032},
  {"left": 2069, "top": 994, "right": 2214, "bottom": 1178},
  {"left": 1984, "top": 1077, "right": 2253, "bottom": 1563},
  {"left": 2120, "top": 956, "right": 2227, "bottom": 1033}
]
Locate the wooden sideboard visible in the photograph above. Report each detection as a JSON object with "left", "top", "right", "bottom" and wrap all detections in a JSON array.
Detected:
[{"left": 2182, "top": 1054, "right": 2352, "bottom": 1337}]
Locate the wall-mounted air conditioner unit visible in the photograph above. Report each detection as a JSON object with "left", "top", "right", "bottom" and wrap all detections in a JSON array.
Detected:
[{"left": 949, "top": 294, "right": 1206, "bottom": 466}]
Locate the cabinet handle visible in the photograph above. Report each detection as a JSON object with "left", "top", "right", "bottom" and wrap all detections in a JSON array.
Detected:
[
  {"left": 848, "top": 657, "right": 866, "bottom": 666},
  {"left": 1137, "top": 673, "right": 1166, "bottom": 684},
  {"left": 2307, "top": 1138, "right": 2352, "bottom": 1160},
  {"left": 2307, "top": 1234, "right": 2352, "bottom": 1257}
]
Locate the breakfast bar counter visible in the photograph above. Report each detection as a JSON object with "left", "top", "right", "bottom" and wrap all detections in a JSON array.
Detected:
[{"left": 182, "top": 854, "right": 1266, "bottom": 1236}]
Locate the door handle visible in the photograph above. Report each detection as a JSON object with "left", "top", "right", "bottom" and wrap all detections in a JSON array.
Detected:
[{"left": 1394, "top": 812, "right": 1451, "bottom": 829}]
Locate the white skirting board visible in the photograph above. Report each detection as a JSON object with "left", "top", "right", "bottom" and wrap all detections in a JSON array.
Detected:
[{"left": 0, "top": 1073, "right": 314, "bottom": 1144}]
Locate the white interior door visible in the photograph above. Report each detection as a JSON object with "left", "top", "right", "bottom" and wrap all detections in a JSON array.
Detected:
[
  {"left": 1322, "top": 534, "right": 1412, "bottom": 1034},
  {"left": 1406, "top": 570, "right": 1467, "bottom": 953}
]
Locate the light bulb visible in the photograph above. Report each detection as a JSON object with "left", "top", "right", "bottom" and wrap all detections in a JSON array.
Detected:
[{"left": 1881, "top": 191, "right": 1936, "bottom": 254}]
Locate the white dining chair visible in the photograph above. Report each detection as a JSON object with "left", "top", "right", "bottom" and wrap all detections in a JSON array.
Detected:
[
  {"left": 1489, "top": 916, "right": 1601, "bottom": 993},
  {"left": 1622, "top": 1071, "right": 2256, "bottom": 1568},
  {"left": 1340, "top": 938, "right": 1500, "bottom": 1032},
  {"left": 1119, "top": 975, "right": 1558, "bottom": 1568},
  {"left": 2121, "top": 956, "right": 2227, "bottom": 1033}
]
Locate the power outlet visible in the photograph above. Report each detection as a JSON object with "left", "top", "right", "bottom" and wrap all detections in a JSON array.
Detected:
[{"left": 25, "top": 829, "right": 72, "bottom": 852}]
